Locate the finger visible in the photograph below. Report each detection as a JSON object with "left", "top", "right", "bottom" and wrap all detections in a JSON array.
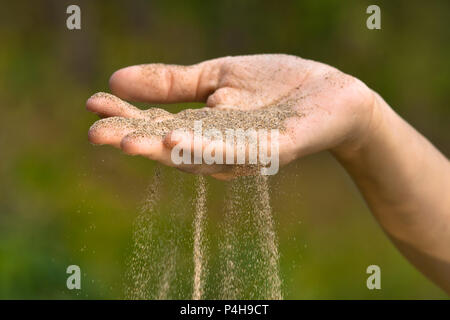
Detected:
[
  {"left": 86, "top": 92, "right": 144, "bottom": 119},
  {"left": 121, "top": 130, "right": 229, "bottom": 175},
  {"left": 88, "top": 117, "right": 141, "bottom": 147},
  {"left": 206, "top": 87, "right": 257, "bottom": 110},
  {"left": 164, "top": 129, "right": 243, "bottom": 165},
  {"left": 164, "top": 129, "right": 278, "bottom": 167},
  {"left": 109, "top": 58, "right": 225, "bottom": 103},
  {"left": 162, "top": 130, "right": 231, "bottom": 174},
  {"left": 87, "top": 92, "right": 175, "bottom": 122},
  {"left": 120, "top": 131, "right": 174, "bottom": 166}
]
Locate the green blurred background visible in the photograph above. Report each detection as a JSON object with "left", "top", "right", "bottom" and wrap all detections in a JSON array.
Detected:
[{"left": 0, "top": 0, "right": 449, "bottom": 299}]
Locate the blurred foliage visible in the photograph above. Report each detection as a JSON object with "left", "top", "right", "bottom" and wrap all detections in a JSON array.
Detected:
[{"left": 0, "top": 0, "right": 448, "bottom": 299}]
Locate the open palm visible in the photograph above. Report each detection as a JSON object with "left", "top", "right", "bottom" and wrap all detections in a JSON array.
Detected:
[{"left": 87, "top": 54, "right": 375, "bottom": 179}]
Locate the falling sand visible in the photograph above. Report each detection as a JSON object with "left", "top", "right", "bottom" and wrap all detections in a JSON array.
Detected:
[
  {"left": 192, "top": 175, "right": 207, "bottom": 300},
  {"left": 124, "top": 167, "right": 162, "bottom": 299},
  {"left": 125, "top": 171, "right": 281, "bottom": 300},
  {"left": 115, "top": 92, "right": 293, "bottom": 299},
  {"left": 220, "top": 175, "right": 282, "bottom": 299},
  {"left": 253, "top": 174, "right": 283, "bottom": 299}
]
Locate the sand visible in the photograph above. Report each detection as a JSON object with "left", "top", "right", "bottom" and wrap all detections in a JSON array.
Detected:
[
  {"left": 118, "top": 93, "right": 287, "bottom": 299},
  {"left": 192, "top": 175, "right": 208, "bottom": 300},
  {"left": 125, "top": 171, "right": 282, "bottom": 300},
  {"left": 253, "top": 174, "right": 282, "bottom": 299},
  {"left": 219, "top": 175, "right": 282, "bottom": 299},
  {"left": 90, "top": 92, "right": 302, "bottom": 140},
  {"left": 124, "top": 166, "right": 162, "bottom": 299}
]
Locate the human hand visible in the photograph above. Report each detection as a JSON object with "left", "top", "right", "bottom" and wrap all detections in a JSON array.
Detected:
[{"left": 87, "top": 54, "right": 375, "bottom": 179}]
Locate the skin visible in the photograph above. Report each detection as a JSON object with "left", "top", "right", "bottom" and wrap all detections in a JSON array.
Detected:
[{"left": 86, "top": 54, "right": 450, "bottom": 294}]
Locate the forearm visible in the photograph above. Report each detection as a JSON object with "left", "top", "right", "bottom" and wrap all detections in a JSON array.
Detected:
[{"left": 332, "top": 92, "right": 450, "bottom": 292}]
